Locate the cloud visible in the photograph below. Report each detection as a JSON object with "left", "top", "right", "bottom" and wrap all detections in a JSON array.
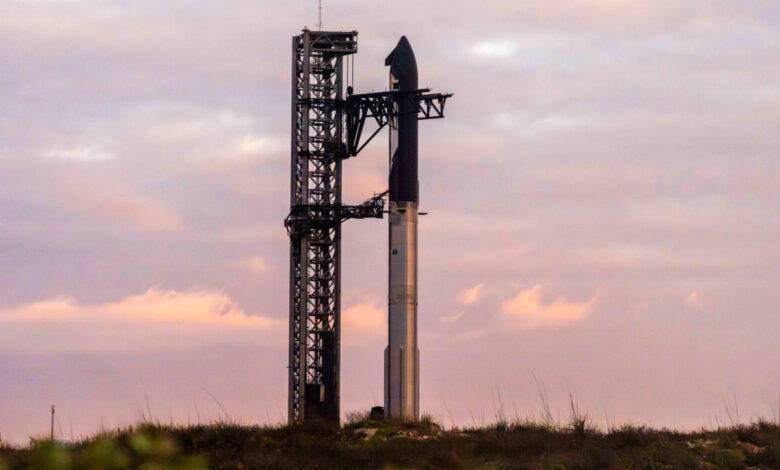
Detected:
[
  {"left": 470, "top": 40, "right": 516, "bottom": 58},
  {"left": 43, "top": 146, "right": 114, "bottom": 162},
  {"left": 439, "top": 312, "right": 464, "bottom": 324},
  {"left": 0, "top": 288, "right": 281, "bottom": 353},
  {"left": 60, "top": 174, "right": 183, "bottom": 232},
  {"left": 458, "top": 283, "right": 484, "bottom": 305},
  {"left": 237, "top": 135, "right": 284, "bottom": 155},
  {"left": 500, "top": 285, "right": 596, "bottom": 329},
  {"left": 685, "top": 291, "right": 699, "bottom": 309},
  {"left": 342, "top": 300, "right": 385, "bottom": 345},
  {"left": 233, "top": 255, "right": 272, "bottom": 272}
]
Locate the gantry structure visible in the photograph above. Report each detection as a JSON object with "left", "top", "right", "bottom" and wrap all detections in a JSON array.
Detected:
[{"left": 286, "top": 29, "right": 450, "bottom": 423}]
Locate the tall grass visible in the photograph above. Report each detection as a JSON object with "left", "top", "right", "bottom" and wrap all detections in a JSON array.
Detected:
[{"left": 2, "top": 411, "right": 778, "bottom": 469}]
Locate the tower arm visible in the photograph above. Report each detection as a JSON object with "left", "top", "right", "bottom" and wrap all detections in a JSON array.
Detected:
[
  {"left": 417, "top": 92, "right": 453, "bottom": 120},
  {"left": 285, "top": 190, "right": 388, "bottom": 237},
  {"left": 345, "top": 90, "right": 452, "bottom": 156}
]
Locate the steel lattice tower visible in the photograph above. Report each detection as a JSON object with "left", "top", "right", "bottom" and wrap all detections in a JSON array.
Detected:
[{"left": 288, "top": 29, "right": 357, "bottom": 423}]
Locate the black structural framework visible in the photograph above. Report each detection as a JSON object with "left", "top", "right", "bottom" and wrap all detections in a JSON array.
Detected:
[{"left": 286, "top": 29, "right": 451, "bottom": 423}]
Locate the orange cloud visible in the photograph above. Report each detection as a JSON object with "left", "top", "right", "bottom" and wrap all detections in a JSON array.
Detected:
[
  {"left": 0, "top": 288, "right": 280, "bottom": 353},
  {"left": 61, "top": 176, "right": 182, "bottom": 232},
  {"left": 100, "top": 289, "right": 272, "bottom": 326},
  {"left": 341, "top": 301, "right": 385, "bottom": 346},
  {"left": 458, "top": 283, "right": 485, "bottom": 305},
  {"left": 684, "top": 291, "right": 699, "bottom": 309},
  {"left": 501, "top": 285, "right": 596, "bottom": 328},
  {"left": 233, "top": 255, "right": 272, "bottom": 272}
]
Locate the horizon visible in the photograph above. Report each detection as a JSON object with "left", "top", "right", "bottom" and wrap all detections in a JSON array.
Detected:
[{"left": 1, "top": 1, "right": 779, "bottom": 445}]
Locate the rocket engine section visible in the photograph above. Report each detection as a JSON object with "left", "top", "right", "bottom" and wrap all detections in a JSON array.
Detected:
[{"left": 385, "top": 36, "right": 420, "bottom": 421}]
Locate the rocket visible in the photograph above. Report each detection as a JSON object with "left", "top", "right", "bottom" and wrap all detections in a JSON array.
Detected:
[{"left": 384, "top": 36, "right": 420, "bottom": 421}]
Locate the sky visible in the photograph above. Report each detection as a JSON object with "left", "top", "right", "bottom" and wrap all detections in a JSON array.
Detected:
[{"left": 1, "top": 0, "right": 779, "bottom": 444}]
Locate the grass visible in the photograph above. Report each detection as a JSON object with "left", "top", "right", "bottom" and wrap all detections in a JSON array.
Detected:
[{"left": 0, "top": 416, "right": 778, "bottom": 469}]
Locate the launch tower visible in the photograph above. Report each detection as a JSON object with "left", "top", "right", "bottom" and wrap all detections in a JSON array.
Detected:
[{"left": 286, "top": 28, "right": 451, "bottom": 424}]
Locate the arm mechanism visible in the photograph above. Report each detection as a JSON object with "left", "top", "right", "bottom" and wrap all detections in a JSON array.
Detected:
[
  {"left": 285, "top": 190, "right": 389, "bottom": 237},
  {"left": 345, "top": 89, "right": 453, "bottom": 156}
]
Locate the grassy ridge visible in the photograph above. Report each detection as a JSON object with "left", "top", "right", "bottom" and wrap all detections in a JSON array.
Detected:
[{"left": 1, "top": 416, "right": 778, "bottom": 469}]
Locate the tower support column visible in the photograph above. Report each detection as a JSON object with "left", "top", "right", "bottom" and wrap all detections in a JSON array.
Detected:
[{"left": 288, "top": 29, "right": 357, "bottom": 424}]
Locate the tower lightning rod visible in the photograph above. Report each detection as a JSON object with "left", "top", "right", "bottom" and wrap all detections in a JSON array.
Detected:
[{"left": 317, "top": 0, "right": 322, "bottom": 30}]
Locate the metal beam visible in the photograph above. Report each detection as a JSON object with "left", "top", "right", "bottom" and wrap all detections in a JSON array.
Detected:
[{"left": 345, "top": 89, "right": 452, "bottom": 156}]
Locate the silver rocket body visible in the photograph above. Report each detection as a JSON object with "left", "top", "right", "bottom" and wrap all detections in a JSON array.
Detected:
[
  {"left": 386, "top": 200, "right": 419, "bottom": 419},
  {"left": 384, "top": 37, "right": 420, "bottom": 421}
]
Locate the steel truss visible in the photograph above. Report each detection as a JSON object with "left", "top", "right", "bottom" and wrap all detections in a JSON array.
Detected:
[
  {"left": 287, "top": 29, "right": 360, "bottom": 423},
  {"left": 287, "top": 29, "right": 451, "bottom": 424},
  {"left": 345, "top": 89, "right": 453, "bottom": 156}
]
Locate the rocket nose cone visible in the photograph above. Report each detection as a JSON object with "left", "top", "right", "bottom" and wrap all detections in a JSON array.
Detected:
[
  {"left": 396, "top": 35, "right": 413, "bottom": 55},
  {"left": 385, "top": 36, "right": 418, "bottom": 89}
]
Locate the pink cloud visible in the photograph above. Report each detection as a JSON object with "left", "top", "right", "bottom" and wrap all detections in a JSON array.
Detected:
[
  {"left": 43, "top": 146, "right": 114, "bottom": 162},
  {"left": 438, "top": 312, "right": 465, "bottom": 324},
  {"left": 232, "top": 255, "right": 273, "bottom": 272},
  {"left": 60, "top": 174, "right": 182, "bottom": 232},
  {"left": 501, "top": 285, "right": 596, "bottom": 328},
  {"left": 458, "top": 282, "right": 485, "bottom": 305},
  {"left": 0, "top": 288, "right": 281, "bottom": 353},
  {"left": 685, "top": 291, "right": 700, "bottom": 309},
  {"left": 341, "top": 300, "right": 385, "bottom": 345}
]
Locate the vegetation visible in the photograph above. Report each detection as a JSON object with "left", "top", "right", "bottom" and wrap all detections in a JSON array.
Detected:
[{"left": 1, "top": 415, "right": 778, "bottom": 469}]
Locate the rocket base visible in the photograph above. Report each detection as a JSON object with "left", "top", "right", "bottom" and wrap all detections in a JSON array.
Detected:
[{"left": 385, "top": 200, "right": 419, "bottom": 421}]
